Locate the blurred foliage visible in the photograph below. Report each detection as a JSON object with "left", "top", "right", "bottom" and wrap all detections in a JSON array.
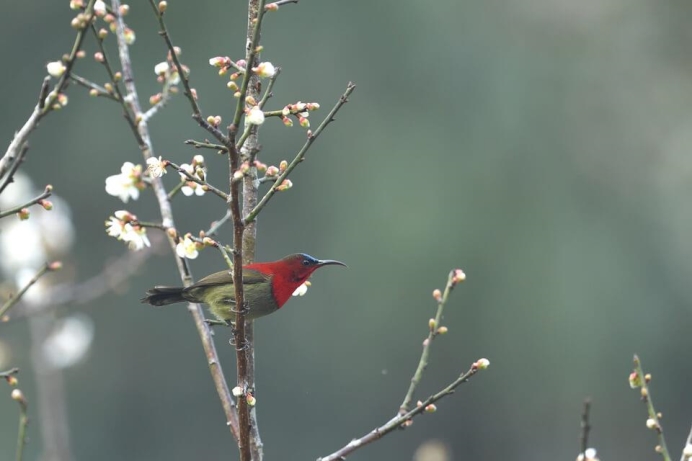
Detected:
[{"left": 1, "top": 0, "right": 692, "bottom": 460}]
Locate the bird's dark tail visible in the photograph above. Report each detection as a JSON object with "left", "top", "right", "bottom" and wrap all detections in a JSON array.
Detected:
[{"left": 141, "top": 286, "right": 187, "bottom": 306}]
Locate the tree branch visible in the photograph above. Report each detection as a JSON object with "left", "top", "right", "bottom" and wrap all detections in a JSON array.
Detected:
[
  {"left": 0, "top": 185, "right": 53, "bottom": 219},
  {"left": 111, "top": 0, "right": 240, "bottom": 442},
  {"left": 632, "top": 355, "right": 671, "bottom": 461},
  {"left": 579, "top": 398, "right": 591, "bottom": 459},
  {"left": 0, "top": 262, "right": 58, "bottom": 320},
  {"left": 243, "top": 82, "right": 355, "bottom": 225},
  {"left": 318, "top": 361, "right": 486, "bottom": 461}
]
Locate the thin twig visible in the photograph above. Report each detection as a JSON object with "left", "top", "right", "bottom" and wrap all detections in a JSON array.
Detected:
[
  {"left": 399, "top": 269, "right": 460, "bottom": 414},
  {"left": 69, "top": 74, "right": 119, "bottom": 101},
  {"left": 206, "top": 210, "right": 232, "bottom": 236},
  {"left": 185, "top": 139, "right": 229, "bottom": 153},
  {"left": 0, "top": 185, "right": 53, "bottom": 219},
  {"left": 318, "top": 362, "right": 485, "bottom": 461},
  {"left": 269, "top": 0, "right": 299, "bottom": 6},
  {"left": 0, "top": 263, "right": 55, "bottom": 320},
  {"left": 112, "top": 0, "right": 240, "bottom": 441},
  {"left": 12, "top": 389, "right": 28, "bottom": 461},
  {"left": 580, "top": 398, "right": 591, "bottom": 458},
  {"left": 633, "top": 355, "right": 671, "bottom": 461},
  {"left": 1, "top": 368, "right": 19, "bottom": 379},
  {"left": 166, "top": 161, "right": 229, "bottom": 200},
  {"left": 244, "top": 82, "right": 355, "bottom": 225},
  {"left": 0, "top": 142, "right": 30, "bottom": 195}
]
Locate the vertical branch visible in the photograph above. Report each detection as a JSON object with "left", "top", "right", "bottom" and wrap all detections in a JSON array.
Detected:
[
  {"left": 228, "top": 1, "right": 266, "bottom": 460},
  {"left": 110, "top": 0, "right": 239, "bottom": 441}
]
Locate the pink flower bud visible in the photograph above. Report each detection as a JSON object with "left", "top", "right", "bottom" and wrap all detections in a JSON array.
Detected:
[
  {"left": 265, "top": 3, "right": 279, "bottom": 11},
  {"left": 279, "top": 160, "right": 288, "bottom": 172},
  {"left": 94, "top": 52, "right": 105, "bottom": 63},
  {"left": 17, "top": 208, "right": 30, "bottom": 220},
  {"left": 282, "top": 116, "right": 293, "bottom": 127},
  {"left": 49, "top": 261, "right": 63, "bottom": 271},
  {"left": 432, "top": 289, "right": 442, "bottom": 302},
  {"left": 39, "top": 200, "right": 53, "bottom": 211}
]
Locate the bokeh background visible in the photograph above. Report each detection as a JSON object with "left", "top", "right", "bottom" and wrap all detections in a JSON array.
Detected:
[{"left": 2, "top": 0, "right": 692, "bottom": 460}]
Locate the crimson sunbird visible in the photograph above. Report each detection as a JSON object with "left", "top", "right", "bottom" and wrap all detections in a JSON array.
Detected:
[{"left": 141, "top": 253, "right": 346, "bottom": 321}]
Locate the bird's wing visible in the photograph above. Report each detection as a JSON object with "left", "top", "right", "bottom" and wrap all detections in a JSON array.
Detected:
[{"left": 192, "top": 269, "right": 270, "bottom": 288}]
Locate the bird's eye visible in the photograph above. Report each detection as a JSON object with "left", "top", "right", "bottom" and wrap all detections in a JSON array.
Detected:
[{"left": 302, "top": 259, "right": 311, "bottom": 266}]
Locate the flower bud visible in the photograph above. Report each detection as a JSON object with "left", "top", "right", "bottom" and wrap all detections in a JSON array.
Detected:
[
  {"left": 452, "top": 268, "right": 466, "bottom": 284},
  {"left": 158, "top": 1, "right": 167, "bottom": 13},
  {"left": 227, "top": 81, "right": 239, "bottom": 91},
  {"left": 94, "top": 52, "right": 105, "bottom": 63},
  {"left": 124, "top": 28, "right": 136, "bottom": 45},
  {"left": 39, "top": 200, "right": 53, "bottom": 210},
  {"left": 282, "top": 116, "right": 293, "bottom": 127},
  {"left": 246, "top": 394, "right": 256, "bottom": 406},
  {"left": 424, "top": 404, "right": 437, "bottom": 413},
  {"left": 276, "top": 179, "right": 292, "bottom": 191},
  {"left": 646, "top": 418, "right": 657, "bottom": 430},
  {"left": 119, "top": 4, "right": 130, "bottom": 15},
  {"left": 17, "top": 208, "right": 30, "bottom": 220},
  {"left": 49, "top": 261, "right": 63, "bottom": 271},
  {"left": 299, "top": 116, "right": 310, "bottom": 128},
  {"left": 474, "top": 358, "right": 490, "bottom": 370},
  {"left": 628, "top": 371, "right": 640, "bottom": 388},
  {"left": 265, "top": 166, "right": 279, "bottom": 177},
  {"left": 428, "top": 318, "right": 436, "bottom": 330},
  {"left": 279, "top": 160, "right": 288, "bottom": 172},
  {"left": 437, "top": 326, "right": 448, "bottom": 335},
  {"left": 432, "top": 289, "right": 442, "bottom": 302},
  {"left": 98, "top": 28, "right": 108, "bottom": 39},
  {"left": 232, "top": 386, "right": 243, "bottom": 397},
  {"left": 644, "top": 373, "right": 652, "bottom": 383},
  {"left": 265, "top": 3, "right": 279, "bottom": 11},
  {"left": 11, "top": 389, "right": 25, "bottom": 403},
  {"left": 46, "top": 61, "right": 67, "bottom": 78}
]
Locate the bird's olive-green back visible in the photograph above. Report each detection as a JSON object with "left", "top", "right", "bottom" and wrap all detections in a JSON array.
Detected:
[{"left": 181, "top": 268, "right": 276, "bottom": 321}]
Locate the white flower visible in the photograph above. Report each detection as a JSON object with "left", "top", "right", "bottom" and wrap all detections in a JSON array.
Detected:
[
  {"left": 122, "top": 223, "right": 150, "bottom": 250},
  {"left": 105, "top": 215, "right": 124, "bottom": 238},
  {"left": 254, "top": 62, "right": 276, "bottom": 78},
  {"left": 105, "top": 162, "right": 143, "bottom": 202},
  {"left": 146, "top": 156, "right": 167, "bottom": 178},
  {"left": 179, "top": 164, "right": 205, "bottom": 196},
  {"left": 246, "top": 106, "right": 265, "bottom": 125},
  {"left": 176, "top": 235, "right": 199, "bottom": 259},
  {"left": 46, "top": 61, "right": 66, "bottom": 78},
  {"left": 154, "top": 61, "right": 169, "bottom": 76},
  {"left": 93, "top": 0, "right": 106, "bottom": 15},
  {"left": 292, "top": 282, "right": 309, "bottom": 297},
  {"left": 42, "top": 314, "right": 94, "bottom": 370},
  {"left": 105, "top": 211, "right": 150, "bottom": 251}
]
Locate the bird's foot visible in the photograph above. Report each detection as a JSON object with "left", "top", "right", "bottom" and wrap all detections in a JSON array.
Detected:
[
  {"left": 230, "top": 301, "right": 251, "bottom": 316},
  {"left": 205, "top": 319, "right": 231, "bottom": 327},
  {"left": 228, "top": 336, "right": 250, "bottom": 351}
]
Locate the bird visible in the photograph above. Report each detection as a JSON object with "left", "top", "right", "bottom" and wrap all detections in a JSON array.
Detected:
[{"left": 141, "top": 253, "right": 346, "bottom": 322}]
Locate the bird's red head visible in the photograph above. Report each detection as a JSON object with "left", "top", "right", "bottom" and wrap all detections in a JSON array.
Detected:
[{"left": 246, "top": 253, "right": 346, "bottom": 308}]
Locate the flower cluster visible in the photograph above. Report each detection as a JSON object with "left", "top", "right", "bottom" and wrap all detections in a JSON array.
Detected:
[
  {"left": 281, "top": 101, "right": 320, "bottom": 128},
  {"left": 105, "top": 210, "right": 150, "bottom": 251},
  {"left": 179, "top": 155, "right": 207, "bottom": 197}
]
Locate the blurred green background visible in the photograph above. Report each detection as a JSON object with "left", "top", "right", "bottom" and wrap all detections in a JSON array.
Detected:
[{"left": 2, "top": 0, "right": 692, "bottom": 460}]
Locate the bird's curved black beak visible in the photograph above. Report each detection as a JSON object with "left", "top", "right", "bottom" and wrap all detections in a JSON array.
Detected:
[{"left": 318, "top": 259, "right": 347, "bottom": 268}]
